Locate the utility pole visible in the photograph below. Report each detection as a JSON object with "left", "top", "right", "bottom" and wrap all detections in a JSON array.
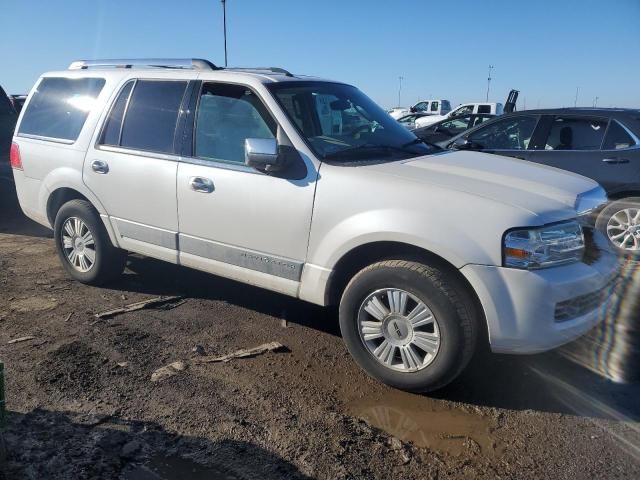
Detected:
[
  {"left": 398, "top": 76, "right": 403, "bottom": 107},
  {"left": 574, "top": 86, "right": 580, "bottom": 107},
  {"left": 486, "top": 65, "right": 494, "bottom": 102},
  {"left": 221, "top": 0, "right": 228, "bottom": 67}
]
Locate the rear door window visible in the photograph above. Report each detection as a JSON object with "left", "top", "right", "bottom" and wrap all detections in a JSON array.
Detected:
[
  {"left": 18, "top": 77, "right": 105, "bottom": 142},
  {"left": 430, "top": 101, "right": 439, "bottom": 112},
  {"left": 543, "top": 116, "right": 608, "bottom": 150},
  {"left": 119, "top": 80, "right": 188, "bottom": 154},
  {"left": 602, "top": 120, "right": 636, "bottom": 150},
  {"left": 477, "top": 104, "right": 492, "bottom": 114}
]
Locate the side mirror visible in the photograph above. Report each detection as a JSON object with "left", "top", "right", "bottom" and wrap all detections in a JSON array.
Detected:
[
  {"left": 409, "top": 106, "right": 417, "bottom": 113},
  {"left": 245, "top": 138, "right": 282, "bottom": 172}
]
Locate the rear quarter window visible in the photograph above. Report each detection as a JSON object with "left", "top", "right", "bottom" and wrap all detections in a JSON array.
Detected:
[{"left": 18, "top": 77, "right": 105, "bottom": 142}]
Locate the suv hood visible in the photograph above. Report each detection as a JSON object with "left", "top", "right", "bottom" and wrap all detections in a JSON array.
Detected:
[{"left": 370, "top": 150, "right": 600, "bottom": 220}]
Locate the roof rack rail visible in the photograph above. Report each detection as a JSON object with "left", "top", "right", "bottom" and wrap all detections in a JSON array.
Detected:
[
  {"left": 68, "top": 58, "right": 220, "bottom": 71},
  {"left": 225, "top": 67, "right": 294, "bottom": 77}
]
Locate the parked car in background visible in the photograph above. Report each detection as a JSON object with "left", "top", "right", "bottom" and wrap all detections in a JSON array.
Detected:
[
  {"left": 396, "top": 112, "right": 430, "bottom": 130},
  {"left": 413, "top": 113, "right": 494, "bottom": 146},
  {"left": 11, "top": 59, "right": 616, "bottom": 393},
  {"left": 389, "top": 99, "right": 451, "bottom": 119},
  {"left": 414, "top": 102, "right": 503, "bottom": 128},
  {"left": 0, "top": 86, "right": 18, "bottom": 181},
  {"left": 447, "top": 108, "right": 640, "bottom": 256}
]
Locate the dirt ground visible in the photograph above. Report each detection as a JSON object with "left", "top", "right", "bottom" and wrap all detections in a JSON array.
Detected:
[{"left": 1, "top": 179, "right": 639, "bottom": 479}]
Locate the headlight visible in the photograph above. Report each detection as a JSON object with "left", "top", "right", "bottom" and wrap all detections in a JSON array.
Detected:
[{"left": 503, "top": 221, "right": 585, "bottom": 269}]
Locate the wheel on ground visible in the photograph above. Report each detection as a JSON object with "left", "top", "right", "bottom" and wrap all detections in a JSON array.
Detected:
[
  {"left": 339, "top": 260, "right": 478, "bottom": 392},
  {"left": 53, "top": 199, "right": 127, "bottom": 285},
  {"left": 596, "top": 197, "right": 640, "bottom": 258}
]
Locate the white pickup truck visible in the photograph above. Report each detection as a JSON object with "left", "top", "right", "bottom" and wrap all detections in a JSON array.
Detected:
[
  {"left": 414, "top": 102, "right": 503, "bottom": 128},
  {"left": 389, "top": 99, "right": 452, "bottom": 119}
]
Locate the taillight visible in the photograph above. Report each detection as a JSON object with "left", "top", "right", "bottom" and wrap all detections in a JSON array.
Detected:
[{"left": 10, "top": 142, "right": 22, "bottom": 170}]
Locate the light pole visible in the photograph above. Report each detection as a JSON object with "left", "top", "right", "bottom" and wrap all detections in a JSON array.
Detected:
[
  {"left": 486, "top": 65, "right": 494, "bottom": 102},
  {"left": 593, "top": 96, "right": 599, "bottom": 107},
  {"left": 574, "top": 86, "right": 580, "bottom": 107},
  {"left": 398, "top": 76, "right": 403, "bottom": 107},
  {"left": 221, "top": 0, "right": 228, "bottom": 67}
]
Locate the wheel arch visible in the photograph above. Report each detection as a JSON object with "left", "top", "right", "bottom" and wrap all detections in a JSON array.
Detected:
[
  {"left": 325, "top": 241, "right": 489, "bottom": 347},
  {"left": 45, "top": 186, "right": 119, "bottom": 248}
]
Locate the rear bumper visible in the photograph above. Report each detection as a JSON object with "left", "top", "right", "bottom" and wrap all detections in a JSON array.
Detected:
[{"left": 461, "top": 233, "right": 620, "bottom": 354}]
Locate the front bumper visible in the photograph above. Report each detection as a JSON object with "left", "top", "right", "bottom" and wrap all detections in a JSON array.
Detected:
[{"left": 461, "top": 232, "right": 620, "bottom": 354}]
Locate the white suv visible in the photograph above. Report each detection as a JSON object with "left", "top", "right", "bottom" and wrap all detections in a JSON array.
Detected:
[{"left": 11, "top": 59, "right": 617, "bottom": 392}]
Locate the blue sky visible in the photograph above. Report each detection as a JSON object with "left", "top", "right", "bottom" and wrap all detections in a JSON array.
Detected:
[{"left": 1, "top": 0, "right": 639, "bottom": 109}]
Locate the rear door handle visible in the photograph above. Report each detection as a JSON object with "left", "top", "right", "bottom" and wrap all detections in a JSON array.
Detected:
[
  {"left": 91, "top": 160, "right": 109, "bottom": 174},
  {"left": 602, "top": 158, "right": 630, "bottom": 164},
  {"left": 190, "top": 176, "right": 214, "bottom": 193}
]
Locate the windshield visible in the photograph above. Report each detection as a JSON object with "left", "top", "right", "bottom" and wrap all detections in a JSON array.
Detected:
[{"left": 268, "top": 82, "right": 436, "bottom": 162}]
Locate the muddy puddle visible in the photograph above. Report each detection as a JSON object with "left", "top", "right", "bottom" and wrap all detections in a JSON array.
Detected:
[
  {"left": 124, "top": 455, "right": 238, "bottom": 480},
  {"left": 346, "top": 389, "right": 497, "bottom": 456}
]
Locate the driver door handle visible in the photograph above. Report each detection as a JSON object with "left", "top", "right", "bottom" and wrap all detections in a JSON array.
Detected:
[
  {"left": 91, "top": 160, "right": 109, "bottom": 174},
  {"left": 602, "top": 158, "right": 630, "bottom": 164},
  {"left": 190, "top": 176, "right": 214, "bottom": 193}
]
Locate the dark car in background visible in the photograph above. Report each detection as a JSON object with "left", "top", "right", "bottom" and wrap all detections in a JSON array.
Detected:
[
  {"left": 413, "top": 113, "right": 494, "bottom": 146},
  {"left": 447, "top": 108, "right": 640, "bottom": 256},
  {"left": 10, "top": 95, "right": 27, "bottom": 114},
  {"left": 0, "top": 86, "right": 18, "bottom": 181}
]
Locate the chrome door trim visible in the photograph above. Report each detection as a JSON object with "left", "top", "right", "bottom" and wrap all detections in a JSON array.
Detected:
[
  {"left": 114, "top": 218, "right": 178, "bottom": 250},
  {"left": 179, "top": 234, "right": 303, "bottom": 281}
]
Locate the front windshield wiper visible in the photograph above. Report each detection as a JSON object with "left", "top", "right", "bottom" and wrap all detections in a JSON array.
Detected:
[
  {"left": 401, "top": 137, "right": 442, "bottom": 151},
  {"left": 323, "top": 143, "right": 415, "bottom": 160}
]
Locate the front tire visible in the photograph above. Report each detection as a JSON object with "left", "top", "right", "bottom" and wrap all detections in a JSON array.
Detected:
[
  {"left": 596, "top": 197, "right": 640, "bottom": 258},
  {"left": 339, "top": 260, "right": 478, "bottom": 392},
  {"left": 54, "top": 200, "right": 126, "bottom": 285}
]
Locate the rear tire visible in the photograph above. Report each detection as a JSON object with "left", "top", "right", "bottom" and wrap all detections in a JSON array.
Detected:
[
  {"left": 596, "top": 197, "right": 640, "bottom": 258},
  {"left": 54, "top": 200, "right": 126, "bottom": 285},
  {"left": 339, "top": 260, "right": 478, "bottom": 392}
]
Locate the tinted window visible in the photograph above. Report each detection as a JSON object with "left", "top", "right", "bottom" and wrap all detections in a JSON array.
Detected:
[
  {"left": 195, "top": 83, "right": 276, "bottom": 164},
  {"left": 602, "top": 120, "right": 635, "bottom": 150},
  {"left": 120, "top": 80, "right": 187, "bottom": 154},
  {"left": 477, "top": 104, "right": 491, "bottom": 114},
  {"left": 543, "top": 116, "right": 607, "bottom": 150},
  {"left": 100, "top": 81, "right": 134, "bottom": 146},
  {"left": 468, "top": 115, "right": 538, "bottom": 150},
  {"left": 430, "top": 101, "right": 439, "bottom": 112},
  {"left": 18, "top": 77, "right": 105, "bottom": 141}
]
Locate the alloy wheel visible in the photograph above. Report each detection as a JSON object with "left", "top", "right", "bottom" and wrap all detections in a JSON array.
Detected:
[
  {"left": 357, "top": 288, "right": 441, "bottom": 372},
  {"left": 61, "top": 217, "right": 96, "bottom": 273},
  {"left": 607, "top": 207, "right": 640, "bottom": 252}
]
